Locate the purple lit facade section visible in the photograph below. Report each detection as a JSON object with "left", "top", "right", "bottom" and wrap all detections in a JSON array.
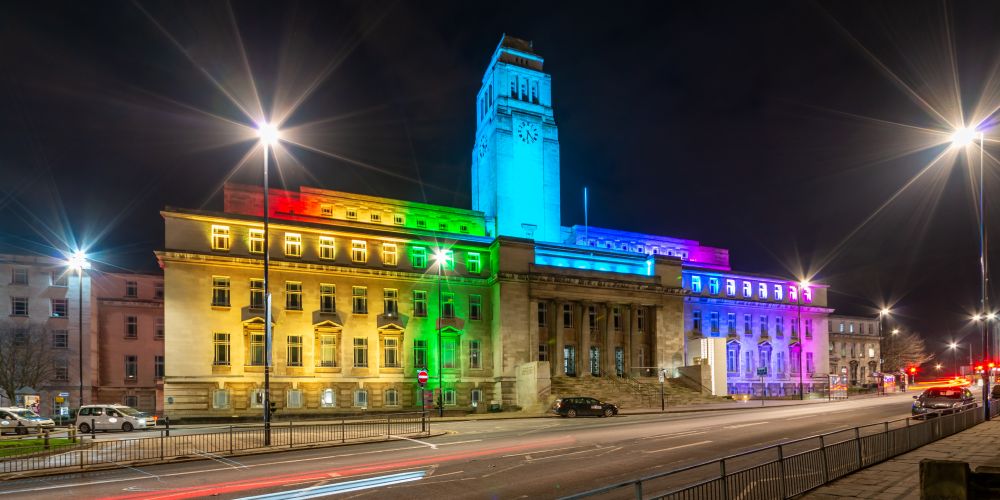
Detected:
[{"left": 565, "top": 225, "right": 730, "bottom": 270}]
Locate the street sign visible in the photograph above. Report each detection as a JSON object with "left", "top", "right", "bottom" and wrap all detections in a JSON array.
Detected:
[
  {"left": 658, "top": 369, "right": 665, "bottom": 383},
  {"left": 757, "top": 367, "right": 767, "bottom": 376},
  {"left": 58, "top": 392, "right": 70, "bottom": 397},
  {"left": 417, "top": 369, "right": 429, "bottom": 387}
]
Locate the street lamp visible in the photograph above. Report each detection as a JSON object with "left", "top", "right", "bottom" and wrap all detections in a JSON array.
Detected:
[
  {"left": 796, "top": 280, "right": 810, "bottom": 400},
  {"left": 66, "top": 251, "right": 90, "bottom": 409},
  {"left": 431, "top": 248, "right": 450, "bottom": 417},
  {"left": 953, "top": 127, "right": 989, "bottom": 420},
  {"left": 256, "top": 121, "right": 280, "bottom": 444},
  {"left": 949, "top": 342, "right": 960, "bottom": 379}
]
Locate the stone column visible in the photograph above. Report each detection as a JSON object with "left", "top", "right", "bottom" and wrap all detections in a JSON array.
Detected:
[
  {"left": 554, "top": 301, "right": 566, "bottom": 377},
  {"left": 600, "top": 303, "right": 611, "bottom": 377},
  {"left": 630, "top": 304, "right": 641, "bottom": 375},
  {"left": 623, "top": 304, "right": 633, "bottom": 376},
  {"left": 528, "top": 299, "right": 539, "bottom": 366},
  {"left": 580, "top": 302, "right": 591, "bottom": 377}
]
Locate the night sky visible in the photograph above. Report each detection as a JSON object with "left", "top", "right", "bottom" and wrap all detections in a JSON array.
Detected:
[{"left": 2, "top": 1, "right": 999, "bottom": 361}]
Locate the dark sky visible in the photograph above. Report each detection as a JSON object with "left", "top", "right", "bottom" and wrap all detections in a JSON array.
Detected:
[{"left": 2, "top": 1, "right": 999, "bottom": 360}]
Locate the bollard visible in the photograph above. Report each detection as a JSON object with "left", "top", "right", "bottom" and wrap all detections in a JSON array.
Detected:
[
  {"left": 165, "top": 416, "right": 170, "bottom": 437},
  {"left": 91, "top": 419, "right": 96, "bottom": 438},
  {"left": 70, "top": 427, "right": 76, "bottom": 444}
]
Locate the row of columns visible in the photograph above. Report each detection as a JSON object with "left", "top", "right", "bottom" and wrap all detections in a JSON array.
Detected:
[{"left": 539, "top": 300, "right": 654, "bottom": 378}]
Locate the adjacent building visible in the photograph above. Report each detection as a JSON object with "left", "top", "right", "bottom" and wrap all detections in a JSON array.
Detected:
[{"left": 828, "top": 314, "right": 881, "bottom": 387}]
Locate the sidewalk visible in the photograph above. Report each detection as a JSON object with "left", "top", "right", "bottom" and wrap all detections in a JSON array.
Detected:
[{"left": 803, "top": 418, "right": 1000, "bottom": 499}]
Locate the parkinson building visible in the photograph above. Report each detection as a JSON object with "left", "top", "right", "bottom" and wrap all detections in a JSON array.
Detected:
[{"left": 159, "top": 36, "right": 831, "bottom": 418}]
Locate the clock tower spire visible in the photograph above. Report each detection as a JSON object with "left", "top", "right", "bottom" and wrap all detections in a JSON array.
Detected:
[{"left": 471, "top": 35, "right": 561, "bottom": 242}]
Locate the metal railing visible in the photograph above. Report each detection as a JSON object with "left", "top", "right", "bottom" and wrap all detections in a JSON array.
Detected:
[
  {"left": 563, "top": 403, "right": 998, "bottom": 499},
  {"left": 0, "top": 411, "right": 429, "bottom": 475}
]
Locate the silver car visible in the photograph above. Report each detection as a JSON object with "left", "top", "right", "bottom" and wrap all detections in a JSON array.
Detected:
[
  {"left": 0, "top": 407, "right": 56, "bottom": 435},
  {"left": 911, "top": 387, "right": 976, "bottom": 417}
]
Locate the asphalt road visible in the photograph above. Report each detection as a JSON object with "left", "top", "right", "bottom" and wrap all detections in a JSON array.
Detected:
[{"left": 0, "top": 393, "right": 921, "bottom": 499}]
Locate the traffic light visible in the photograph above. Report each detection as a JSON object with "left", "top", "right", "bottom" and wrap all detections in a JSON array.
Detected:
[
  {"left": 268, "top": 401, "right": 277, "bottom": 419},
  {"left": 909, "top": 367, "right": 916, "bottom": 374}
]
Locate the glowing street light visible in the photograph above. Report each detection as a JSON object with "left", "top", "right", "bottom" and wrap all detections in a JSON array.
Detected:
[
  {"left": 949, "top": 342, "right": 961, "bottom": 380},
  {"left": 950, "top": 127, "right": 976, "bottom": 148},
  {"left": 795, "top": 279, "right": 811, "bottom": 400},
  {"left": 256, "top": 120, "right": 281, "bottom": 445},
  {"left": 431, "top": 248, "right": 451, "bottom": 417},
  {"left": 65, "top": 251, "right": 90, "bottom": 408},
  {"left": 877, "top": 308, "right": 892, "bottom": 378}
]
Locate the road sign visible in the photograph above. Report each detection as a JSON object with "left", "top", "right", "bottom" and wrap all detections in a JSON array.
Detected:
[
  {"left": 417, "top": 369, "right": 429, "bottom": 386},
  {"left": 757, "top": 367, "right": 768, "bottom": 376},
  {"left": 58, "top": 392, "right": 70, "bottom": 397},
  {"left": 658, "top": 369, "right": 665, "bottom": 383}
]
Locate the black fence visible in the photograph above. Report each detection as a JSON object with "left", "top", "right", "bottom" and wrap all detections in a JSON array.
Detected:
[
  {"left": 563, "top": 404, "right": 998, "bottom": 500},
  {"left": 0, "top": 412, "right": 429, "bottom": 475}
]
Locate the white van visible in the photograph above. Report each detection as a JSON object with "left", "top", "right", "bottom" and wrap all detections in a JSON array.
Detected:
[
  {"left": 0, "top": 407, "right": 55, "bottom": 435},
  {"left": 75, "top": 404, "right": 149, "bottom": 433}
]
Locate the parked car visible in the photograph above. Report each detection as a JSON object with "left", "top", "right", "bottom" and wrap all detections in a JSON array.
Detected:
[
  {"left": 551, "top": 397, "right": 619, "bottom": 418},
  {"left": 0, "top": 407, "right": 56, "bottom": 435},
  {"left": 911, "top": 387, "right": 976, "bottom": 418},
  {"left": 75, "top": 404, "right": 149, "bottom": 433}
]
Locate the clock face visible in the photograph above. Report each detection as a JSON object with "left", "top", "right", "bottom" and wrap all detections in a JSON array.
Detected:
[
  {"left": 517, "top": 120, "right": 539, "bottom": 144},
  {"left": 478, "top": 138, "right": 488, "bottom": 158}
]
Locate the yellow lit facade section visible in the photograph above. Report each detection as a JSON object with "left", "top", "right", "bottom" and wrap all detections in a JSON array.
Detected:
[
  {"left": 382, "top": 243, "right": 398, "bottom": 266},
  {"left": 211, "top": 225, "right": 230, "bottom": 251},
  {"left": 248, "top": 229, "right": 264, "bottom": 254},
  {"left": 284, "top": 233, "right": 303, "bottom": 257},
  {"left": 351, "top": 240, "right": 367, "bottom": 263},
  {"left": 319, "top": 236, "right": 336, "bottom": 260}
]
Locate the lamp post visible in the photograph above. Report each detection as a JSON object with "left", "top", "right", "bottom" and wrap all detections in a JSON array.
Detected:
[
  {"left": 950, "top": 342, "right": 959, "bottom": 379},
  {"left": 257, "top": 121, "right": 280, "bottom": 444},
  {"left": 67, "top": 252, "right": 90, "bottom": 409},
  {"left": 952, "top": 127, "right": 989, "bottom": 420},
  {"left": 878, "top": 308, "right": 890, "bottom": 381},
  {"left": 432, "top": 248, "right": 449, "bottom": 417},
  {"left": 890, "top": 328, "right": 899, "bottom": 373},
  {"left": 796, "top": 280, "right": 810, "bottom": 400}
]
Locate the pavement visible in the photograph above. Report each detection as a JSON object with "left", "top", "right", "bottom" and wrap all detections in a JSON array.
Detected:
[{"left": 803, "top": 413, "right": 1000, "bottom": 499}]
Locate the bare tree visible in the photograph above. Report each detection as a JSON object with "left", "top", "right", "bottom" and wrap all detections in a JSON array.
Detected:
[
  {"left": 881, "top": 329, "right": 934, "bottom": 372},
  {"left": 0, "top": 321, "right": 59, "bottom": 405}
]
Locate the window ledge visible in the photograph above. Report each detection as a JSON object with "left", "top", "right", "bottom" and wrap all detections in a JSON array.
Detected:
[
  {"left": 211, "top": 305, "right": 231, "bottom": 310},
  {"left": 123, "top": 336, "right": 138, "bottom": 340}
]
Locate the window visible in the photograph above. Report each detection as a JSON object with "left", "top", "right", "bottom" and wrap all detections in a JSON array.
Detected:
[
  {"left": 588, "top": 306, "right": 596, "bottom": 331},
  {"left": 725, "top": 279, "right": 736, "bottom": 296},
  {"left": 52, "top": 330, "right": 68, "bottom": 348},
  {"left": 249, "top": 229, "right": 264, "bottom": 254},
  {"left": 613, "top": 307, "right": 622, "bottom": 330},
  {"left": 803, "top": 287, "right": 813, "bottom": 303},
  {"left": 319, "top": 334, "right": 337, "bottom": 367},
  {"left": 849, "top": 322, "right": 855, "bottom": 333},
  {"left": 539, "top": 343, "right": 549, "bottom": 362},
  {"left": 346, "top": 209, "right": 358, "bottom": 220},
  {"left": 125, "top": 395, "right": 138, "bottom": 408},
  {"left": 789, "top": 285, "right": 798, "bottom": 302},
  {"left": 469, "top": 339, "right": 482, "bottom": 369},
  {"left": 11, "top": 268, "right": 28, "bottom": 285},
  {"left": 155, "top": 355, "right": 164, "bottom": 379},
  {"left": 806, "top": 352, "right": 815, "bottom": 374},
  {"left": 353, "top": 338, "right": 368, "bottom": 367},
  {"left": 414, "top": 339, "right": 428, "bottom": 368},
  {"left": 744, "top": 314, "right": 752, "bottom": 336},
  {"left": 443, "top": 338, "right": 457, "bottom": 368},
  {"left": 382, "top": 243, "right": 398, "bottom": 266},
  {"left": 213, "top": 333, "right": 230, "bottom": 365},
  {"left": 466, "top": 253, "right": 482, "bottom": 273},
  {"left": 354, "top": 389, "right": 368, "bottom": 408},
  {"left": 287, "top": 335, "right": 303, "bottom": 366},
  {"left": 383, "top": 337, "right": 400, "bottom": 367},
  {"left": 352, "top": 286, "right": 367, "bottom": 314},
  {"left": 727, "top": 313, "right": 736, "bottom": 334},
  {"left": 777, "top": 352, "right": 786, "bottom": 374},
  {"left": 471, "top": 389, "right": 483, "bottom": 407},
  {"left": 759, "top": 346, "right": 772, "bottom": 373},
  {"left": 319, "top": 236, "right": 336, "bottom": 260},
  {"left": 411, "top": 247, "right": 428, "bottom": 269},
  {"left": 124, "top": 355, "right": 138, "bottom": 381},
  {"left": 692, "top": 310, "right": 701, "bottom": 332},
  {"left": 393, "top": 214, "right": 405, "bottom": 225},
  {"left": 538, "top": 302, "right": 547, "bottom": 327},
  {"left": 320, "top": 284, "right": 336, "bottom": 313},
  {"left": 442, "top": 292, "right": 456, "bottom": 318},
  {"left": 154, "top": 283, "right": 164, "bottom": 299},
  {"left": 790, "top": 348, "right": 801, "bottom": 374},
  {"left": 459, "top": 224, "right": 469, "bottom": 234},
  {"left": 690, "top": 276, "right": 702, "bottom": 293},
  {"left": 708, "top": 278, "right": 720, "bottom": 295},
  {"left": 444, "top": 389, "right": 457, "bottom": 406},
  {"left": 562, "top": 303, "right": 573, "bottom": 327},
  {"left": 52, "top": 271, "right": 68, "bottom": 287},
  {"left": 385, "top": 388, "right": 399, "bottom": 406},
  {"left": 54, "top": 361, "right": 69, "bottom": 381},
  {"left": 13, "top": 328, "right": 26, "bottom": 346},
  {"left": 351, "top": 240, "right": 367, "bottom": 263},
  {"left": 211, "top": 225, "right": 231, "bottom": 251},
  {"left": 437, "top": 250, "right": 455, "bottom": 270},
  {"left": 283, "top": 233, "right": 302, "bottom": 257},
  {"left": 413, "top": 290, "right": 428, "bottom": 317},
  {"left": 11, "top": 297, "right": 28, "bottom": 316},
  {"left": 383, "top": 288, "right": 398, "bottom": 316},
  {"left": 792, "top": 318, "right": 799, "bottom": 337},
  {"left": 321, "top": 388, "right": 336, "bottom": 407},
  {"left": 438, "top": 223, "right": 448, "bottom": 231},
  {"left": 744, "top": 351, "right": 753, "bottom": 375},
  {"left": 287, "top": 389, "right": 304, "bottom": 409},
  {"left": 249, "top": 333, "right": 265, "bottom": 366},
  {"left": 469, "top": 294, "right": 482, "bottom": 321},
  {"left": 758, "top": 283, "right": 767, "bottom": 299},
  {"left": 370, "top": 213, "right": 382, "bottom": 223},
  {"left": 212, "top": 277, "right": 230, "bottom": 307},
  {"left": 250, "top": 389, "right": 265, "bottom": 408},
  {"left": 773, "top": 284, "right": 783, "bottom": 301},
  {"left": 250, "top": 279, "right": 264, "bottom": 309},
  {"left": 51, "top": 299, "right": 68, "bottom": 318},
  {"left": 320, "top": 205, "right": 333, "bottom": 217},
  {"left": 213, "top": 389, "right": 230, "bottom": 409},
  {"left": 125, "top": 281, "right": 138, "bottom": 298},
  {"left": 838, "top": 322, "right": 845, "bottom": 333},
  {"left": 726, "top": 343, "right": 739, "bottom": 373},
  {"left": 637, "top": 308, "right": 645, "bottom": 332},
  {"left": 805, "top": 319, "right": 814, "bottom": 339},
  {"left": 743, "top": 281, "right": 752, "bottom": 298},
  {"left": 709, "top": 312, "right": 719, "bottom": 333},
  {"left": 286, "top": 282, "right": 303, "bottom": 310},
  {"left": 775, "top": 317, "right": 784, "bottom": 338},
  {"left": 760, "top": 315, "right": 768, "bottom": 336},
  {"left": 125, "top": 315, "right": 138, "bottom": 338},
  {"left": 416, "top": 219, "right": 426, "bottom": 228}
]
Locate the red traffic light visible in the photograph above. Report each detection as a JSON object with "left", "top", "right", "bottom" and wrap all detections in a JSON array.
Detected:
[
  {"left": 990, "top": 363, "right": 996, "bottom": 369},
  {"left": 977, "top": 365, "right": 984, "bottom": 372},
  {"left": 909, "top": 367, "right": 916, "bottom": 373}
]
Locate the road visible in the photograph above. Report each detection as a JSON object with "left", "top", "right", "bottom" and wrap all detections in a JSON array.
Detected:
[{"left": 0, "top": 393, "right": 920, "bottom": 499}]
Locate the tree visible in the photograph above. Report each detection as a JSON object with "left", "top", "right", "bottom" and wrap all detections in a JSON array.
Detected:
[
  {"left": 881, "top": 329, "right": 933, "bottom": 372},
  {"left": 0, "top": 321, "right": 59, "bottom": 406}
]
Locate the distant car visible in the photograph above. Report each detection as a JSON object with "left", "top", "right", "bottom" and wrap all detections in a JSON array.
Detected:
[
  {"left": 551, "top": 397, "right": 618, "bottom": 418},
  {"left": 0, "top": 407, "right": 56, "bottom": 435},
  {"left": 75, "top": 404, "right": 149, "bottom": 433},
  {"left": 912, "top": 387, "right": 976, "bottom": 417}
]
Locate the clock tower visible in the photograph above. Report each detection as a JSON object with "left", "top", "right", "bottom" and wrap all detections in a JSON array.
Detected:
[{"left": 472, "top": 35, "right": 561, "bottom": 242}]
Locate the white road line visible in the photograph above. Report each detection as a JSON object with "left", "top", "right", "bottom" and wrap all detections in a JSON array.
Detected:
[
  {"left": 644, "top": 440, "right": 713, "bottom": 454},
  {"left": 649, "top": 430, "right": 706, "bottom": 439},
  {"left": 786, "top": 415, "right": 813, "bottom": 421},
  {"left": 389, "top": 435, "right": 437, "bottom": 449},
  {"left": 527, "top": 447, "right": 603, "bottom": 462},
  {"left": 724, "top": 421, "right": 769, "bottom": 429},
  {"left": 501, "top": 445, "right": 578, "bottom": 458}
]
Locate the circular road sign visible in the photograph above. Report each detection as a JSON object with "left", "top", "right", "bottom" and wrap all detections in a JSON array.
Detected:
[{"left": 418, "top": 369, "right": 429, "bottom": 386}]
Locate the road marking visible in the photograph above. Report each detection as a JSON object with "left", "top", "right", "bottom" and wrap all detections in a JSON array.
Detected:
[
  {"left": 501, "top": 445, "right": 578, "bottom": 458},
  {"left": 644, "top": 440, "right": 713, "bottom": 453},
  {"left": 650, "top": 430, "right": 706, "bottom": 439},
  {"left": 235, "top": 471, "right": 427, "bottom": 500},
  {"left": 786, "top": 415, "right": 813, "bottom": 421},
  {"left": 389, "top": 435, "right": 437, "bottom": 449},
  {"left": 724, "top": 422, "right": 769, "bottom": 429},
  {"left": 527, "top": 447, "right": 603, "bottom": 462}
]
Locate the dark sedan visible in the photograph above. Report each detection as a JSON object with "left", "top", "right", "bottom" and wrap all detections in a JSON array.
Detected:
[
  {"left": 911, "top": 386, "right": 976, "bottom": 417},
  {"left": 551, "top": 397, "right": 618, "bottom": 418}
]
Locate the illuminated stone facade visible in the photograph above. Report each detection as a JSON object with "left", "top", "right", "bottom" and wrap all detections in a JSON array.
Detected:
[{"left": 828, "top": 314, "right": 881, "bottom": 386}]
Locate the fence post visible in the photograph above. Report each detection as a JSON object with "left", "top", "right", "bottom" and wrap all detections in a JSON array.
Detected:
[
  {"left": 290, "top": 421, "right": 293, "bottom": 449},
  {"left": 884, "top": 421, "right": 891, "bottom": 457},
  {"left": 634, "top": 479, "right": 643, "bottom": 499},
  {"left": 44, "top": 430, "right": 50, "bottom": 450},
  {"left": 386, "top": 415, "right": 391, "bottom": 440},
  {"left": 341, "top": 418, "right": 345, "bottom": 443},
  {"left": 229, "top": 425, "right": 234, "bottom": 454},
  {"left": 819, "top": 435, "right": 829, "bottom": 483},
  {"left": 720, "top": 459, "right": 728, "bottom": 499},
  {"left": 160, "top": 429, "right": 164, "bottom": 460},
  {"left": 91, "top": 419, "right": 96, "bottom": 438},
  {"left": 165, "top": 416, "right": 170, "bottom": 437},
  {"left": 905, "top": 418, "right": 911, "bottom": 451},
  {"left": 778, "top": 444, "right": 786, "bottom": 499},
  {"left": 854, "top": 427, "right": 863, "bottom": 469}
]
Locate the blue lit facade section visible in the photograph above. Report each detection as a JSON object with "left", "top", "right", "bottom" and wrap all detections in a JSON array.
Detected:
[{"left": 534, "top": 246, "right": 655, "bottom": 276}]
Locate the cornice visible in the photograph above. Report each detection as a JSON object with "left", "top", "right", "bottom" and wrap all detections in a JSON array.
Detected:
[{"left": 497, "top": 271, "right": 686, "bottom": 296}]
